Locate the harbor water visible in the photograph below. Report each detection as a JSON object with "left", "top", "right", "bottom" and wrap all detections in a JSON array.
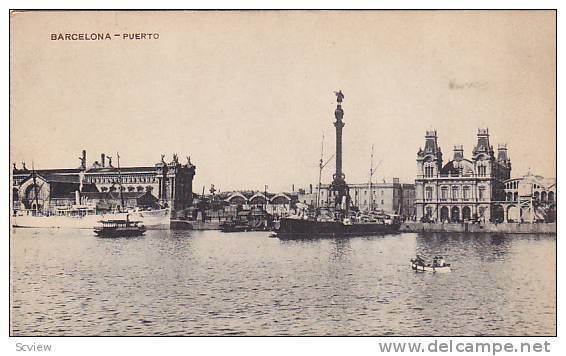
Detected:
[{"left": 10, "top": 229, "right": 555, "bottom": 336}]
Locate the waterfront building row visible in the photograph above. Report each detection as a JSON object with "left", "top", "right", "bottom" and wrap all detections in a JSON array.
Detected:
[
  {"left": 12, "top": 151, "right": 195, "bottom": 214},
  {"left": 296, "top": 180, "right": 416, "bottom": 218}
]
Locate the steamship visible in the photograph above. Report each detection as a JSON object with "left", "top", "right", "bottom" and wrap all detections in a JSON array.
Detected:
[
  {"left": 275, "top": 91, "right": 401, "bottom": 238},
  {"left": 12, "top": 207, "right": 170, "bottom": 230},
  {"left": 277, "top": 211, "right": 400, "bottom": 238},
  {"left": 11, "top": 154, "right": 171, "bottom": 230}
]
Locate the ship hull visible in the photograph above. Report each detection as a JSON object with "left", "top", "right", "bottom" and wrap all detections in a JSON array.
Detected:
[
  {"left": 276, "top": 217, "right": 400, "bottom": 238},
  {"left": 12, "top": 209, "right": 171, "bottom": 230}
]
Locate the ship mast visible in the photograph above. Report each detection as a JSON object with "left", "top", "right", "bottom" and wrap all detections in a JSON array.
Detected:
[
  {"left": 316, "top": 132, "right": 334, "bottom": 208},
  {"left": 369, "top": 145, "right": 374, "bottom": 212},
  {"left": 117, "top": 152, "right": 125, "bottom": 211},
  {"left": 31, "top": 161, "right": 40, "bottom": 214},
  {"left": 368, "top": 148, "right": 382, "bottom": 212}
]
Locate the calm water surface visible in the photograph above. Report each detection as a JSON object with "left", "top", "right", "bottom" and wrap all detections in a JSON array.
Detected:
[{"left": 10, "top": 229, "right": 555, "bottom": 336}]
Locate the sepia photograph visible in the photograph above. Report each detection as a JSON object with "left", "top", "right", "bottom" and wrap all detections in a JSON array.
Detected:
[{"left": 8, "top": 9, "right": 556, "bottom": 340}]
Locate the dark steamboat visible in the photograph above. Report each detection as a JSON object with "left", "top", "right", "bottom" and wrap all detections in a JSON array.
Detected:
[{"left": 277, "top": 217, "right": 400, "bottom": 238}]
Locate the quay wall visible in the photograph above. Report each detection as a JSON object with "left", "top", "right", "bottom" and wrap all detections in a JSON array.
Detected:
[
  {"left": 188, "top": 221, "right": 222, "bottom": 230},
  {"left": 400, "top": 222, "right": 556, "bottom": 234}
]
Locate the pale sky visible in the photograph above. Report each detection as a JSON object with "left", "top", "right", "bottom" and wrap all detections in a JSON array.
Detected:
[{"left": 10, "top": 11, "right": 556, "bottom": 192}]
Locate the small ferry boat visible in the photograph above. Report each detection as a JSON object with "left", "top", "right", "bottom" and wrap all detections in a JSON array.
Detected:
[
  {"left": 411, "top": 256, "right": 451, "bottom": 273},
  {"left": 94, "top": 217, "right": 146, "bottom": 237},
  {"left": 220, "top": 220, "right": 250, "bottom": 233}
]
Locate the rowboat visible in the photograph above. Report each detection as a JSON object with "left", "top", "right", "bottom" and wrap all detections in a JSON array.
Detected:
[{"left": 411, "top": 256, "right": 452, "bottom": 273}]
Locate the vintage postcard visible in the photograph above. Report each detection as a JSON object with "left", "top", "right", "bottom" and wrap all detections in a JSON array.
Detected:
[{"left": 9, "top": 10, "right": 556, "bottom": 340}]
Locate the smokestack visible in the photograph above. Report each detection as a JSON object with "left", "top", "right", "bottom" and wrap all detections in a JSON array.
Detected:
[
  {"left": 292, "top": 184, "right": 295, "bottom": 192},
  {"left": 309, "top": 184, "right": 313, "bottom": 194},
  {"left": 101, "top": 153, "right": 106, "bottom": 167},
  {"left": 453, "top": 145, "right": 464, "bottom": 161},
  {"left": 497, "top": 144, "right": 508, "bottom": 161},
  {"left": 81, "top": 150, "right": 87, "bottom": 170}
]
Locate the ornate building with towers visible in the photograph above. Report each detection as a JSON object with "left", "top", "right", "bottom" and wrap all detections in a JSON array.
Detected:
[
  {"left": 12, "top": 150, "right": 196, "bottom": 214},
  {"left": 415, "top": 129, "right": 511, "bottom": 223}
]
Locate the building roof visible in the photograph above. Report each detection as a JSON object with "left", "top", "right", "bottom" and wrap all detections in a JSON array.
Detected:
[
  {"left": 13, "top": 168, "right": 82, "bottom": 176},
  {"left": 440, "top": 159, "right": 475, "bottom": 176},
  {"left": 18, "top": 172, "right": 82, "bottom": 185},
  {"left": 504, "top": 174, "right": 556, "bottom": 189},
  {"left": 56, "top": 191, "right": 157, "bottom": 200},
  {"left": 86, "top": 166, "right": 157, "bottom": 173}
]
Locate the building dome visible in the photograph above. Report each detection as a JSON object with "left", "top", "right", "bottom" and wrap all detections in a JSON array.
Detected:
[{"left": 440, "top": 159, "right": 474, "bottom": 176}]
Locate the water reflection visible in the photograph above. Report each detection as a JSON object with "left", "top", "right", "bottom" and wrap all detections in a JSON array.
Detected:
[
  {"left": 10, "top": 229, "right": 555, "bottom": 336},
  {"left": 329, "top": 238, "right": 352, "bottom": 261}
]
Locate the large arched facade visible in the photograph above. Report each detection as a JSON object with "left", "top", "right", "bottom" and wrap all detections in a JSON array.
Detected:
[
  {"left": 225, "top": 193, "right": 247, "bottom": 206},
  {"left": 450, "top": 206, "right": 460, "bottom": 222},
  {"left": 440, "top": 206, "right": 449, "bottom": 222},
  {"left": 249, "top": 194, "right": 267, "bottom": 206},
  {"left": 492, "top": 205, "right": 505, "bottom": 223},
  {"left": 462, "top": 206, "right": 472, "bottom": 221}
]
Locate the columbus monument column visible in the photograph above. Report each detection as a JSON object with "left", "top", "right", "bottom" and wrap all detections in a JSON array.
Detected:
[{"left": 330, "top": 90, "right": 349, "bottom": 213}]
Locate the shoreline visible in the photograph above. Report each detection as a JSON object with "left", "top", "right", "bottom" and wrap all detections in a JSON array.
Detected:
[{"left": 400, "top": 222, "right": 556, "bottom": 234}]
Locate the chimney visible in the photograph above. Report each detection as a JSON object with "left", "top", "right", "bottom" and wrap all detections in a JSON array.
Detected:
[
  {"left": 453, "top": 145, "right": 464, "bottom": 161},
  {"left": 101, "top": 153, "right": 106, "bottom": 167},
  {"left": 292, "top": 184, "right": 295, "bottom": 192},
  {"left": 309, "top": 184, "right": 313, "bottom": 194},
  {"left": 497, "top": 144, "right": 508, "bottom": 161},
  {"left": 81, "top": 150, "right": 87, "bottom": 169}
]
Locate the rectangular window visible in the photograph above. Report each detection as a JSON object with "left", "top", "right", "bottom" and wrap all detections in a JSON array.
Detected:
[
  {"left": 478, "top": 187, "right": 485, "bottom": 201},
  {"left": 463, "top": 187, "right": 469, "bottom": 201},
  {"left": 441, "top": 187, "right": 447, "bottom": 201},
  {"left": 452, "top": 187, "right": 459, "bottom": 201},
  {"left": 426, "top": 187, "right": 433, "bottom": 201}
]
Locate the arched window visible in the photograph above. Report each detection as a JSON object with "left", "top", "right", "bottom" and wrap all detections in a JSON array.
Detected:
[{"left": 548, "top": 191, "right": 554, "bottom": 202}]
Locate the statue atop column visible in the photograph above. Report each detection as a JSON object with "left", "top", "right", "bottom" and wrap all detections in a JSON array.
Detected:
[
  {"left": 78, "top": 155, "right": 86, "bottom": 169},
  {"left": 334, "top": 90, "right": 344, "bottom": 103}
]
